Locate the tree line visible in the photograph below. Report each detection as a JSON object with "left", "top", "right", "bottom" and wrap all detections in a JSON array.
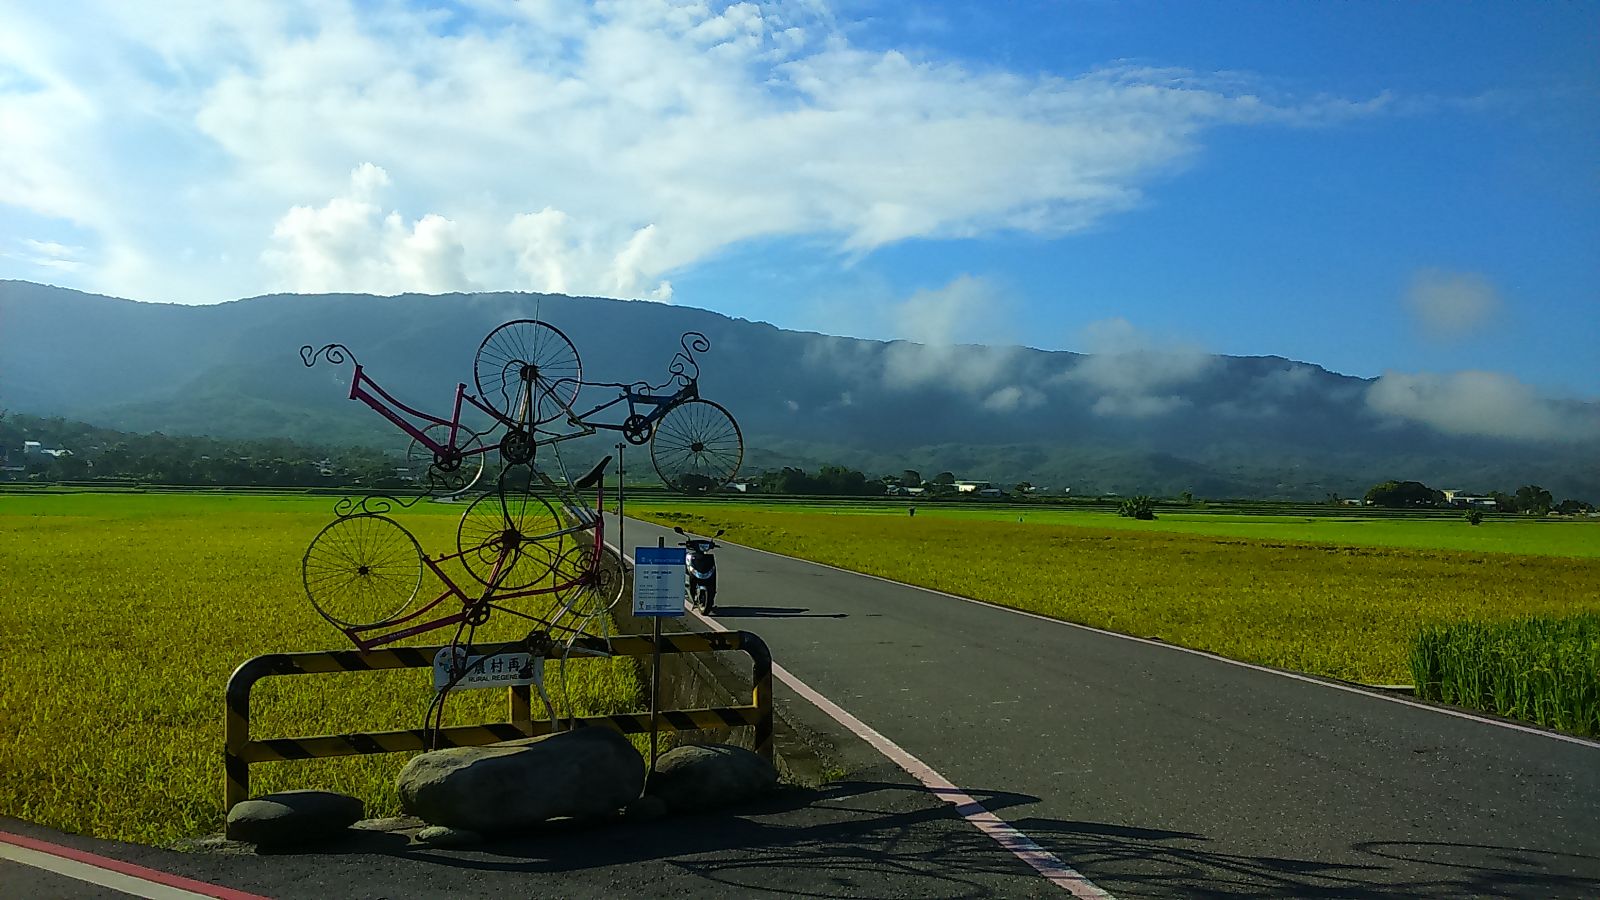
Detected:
[
  {"left": 1363, "top": 479, "right": 1592, "bottom": 515},
  {"left": 0, "top": 413, "right": 403, "bottom": 488}
]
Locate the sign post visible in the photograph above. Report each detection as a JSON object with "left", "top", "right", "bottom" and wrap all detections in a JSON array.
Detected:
[{"left": 634, "top": 539, "right": 685, "bottom": 781}]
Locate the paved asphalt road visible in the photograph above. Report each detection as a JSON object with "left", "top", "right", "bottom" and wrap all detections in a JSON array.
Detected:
[{"left": 613, "top": 514, "right": 1600, "bottom": 898}]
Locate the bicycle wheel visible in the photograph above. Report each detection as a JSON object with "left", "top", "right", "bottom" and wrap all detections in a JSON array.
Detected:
[
  {"left": 551, "top": 545, "right": 625, "bottom": 632},
  {"left": 474, "top": 320, "right": 582, "bottom": 427},
  {"left": 651, "top": 398, "right": 743, "bottom": 493},
  {"left": 302, "top": 515, "right": 424, "bottom": 628},
  {"left": 405, "top": 423, "right": 486, "bottom": 498},
  {"left": 456, "top": 487, "right": 569, "bottom": 591}
]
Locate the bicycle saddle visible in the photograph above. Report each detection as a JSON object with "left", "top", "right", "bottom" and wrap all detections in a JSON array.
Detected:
[{"left": 575, "top": 455, "right": 613, "bottom": 490}]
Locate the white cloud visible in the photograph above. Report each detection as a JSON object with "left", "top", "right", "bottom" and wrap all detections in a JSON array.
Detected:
[
  {"left": 1060, "top": 317, "right": 1215, "bottom": 417},
  {"left": 982, "top": 384, "right": 1045, "bottom": 412},
  {"left": 16, "top": 238, "right": 85, "bottom": 271},
  {"left": 263, "top": 164, "right": 472, "bottom": 295},
  {"left": 1366, "top": 370, "right": 1600, "bottom": 442},
  {"left": 0, "top": 1, "right": 1388, "bottom": 303},
  {"left": 1404, "top": 268, "right": 1501, "bottom": 340},
  {"left": 882, "top": 275, "right": 1019, "bottom": 392}
]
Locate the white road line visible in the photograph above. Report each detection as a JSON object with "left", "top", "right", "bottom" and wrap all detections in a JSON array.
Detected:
[
  {"left": 607, "top": 532, "right": 1116, "bottom": 898},
  {"left": 688, "top": 527, "right": 1600, "bottom": 752},
  {"left": 0, "top": 831, "right": 266, "bottom": 900}
]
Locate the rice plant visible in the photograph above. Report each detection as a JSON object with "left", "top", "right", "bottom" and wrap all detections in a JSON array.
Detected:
[{"left": 1410, "top": 614, "right": 1600, "bottom": 737}]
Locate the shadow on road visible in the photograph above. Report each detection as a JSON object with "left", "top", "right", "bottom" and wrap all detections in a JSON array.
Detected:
[
  {"left": 712, "top": 606, "right": 849, "bottom": 619},
  {"left": 318, "top": 780, "right": 1600, "bottom": 899}
]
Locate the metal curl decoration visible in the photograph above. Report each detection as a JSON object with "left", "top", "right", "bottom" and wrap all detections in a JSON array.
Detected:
[
  {"left": 586, "top": 331, "right": 711, "bottom": 395},
  {"left": 301, "top": 343, "right": 357, "bottom": 368},
  {"left": 331, "top": 493, "right": 423, "bottom": 518}
]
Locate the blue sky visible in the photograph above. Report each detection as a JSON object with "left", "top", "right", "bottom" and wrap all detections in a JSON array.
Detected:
[{"left": 2, "top": 0, "right": 1596, "bottom": 413}]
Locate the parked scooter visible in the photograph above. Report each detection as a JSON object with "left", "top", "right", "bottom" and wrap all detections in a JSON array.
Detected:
[{"left": 673, "top": 526, "right": 725, "bottom": 614}]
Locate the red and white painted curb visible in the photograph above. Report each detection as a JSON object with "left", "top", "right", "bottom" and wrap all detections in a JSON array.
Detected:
[{"left": 0, "top": 830, "right": 270, "bottom": 899}]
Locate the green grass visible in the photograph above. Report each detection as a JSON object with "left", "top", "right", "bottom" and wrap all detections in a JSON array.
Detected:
[
  {"left": 634, "top": 497, "right": 1600, "bottom": 558},
  {"left": 0, "top": 492, "right": 643, "bottom": 845},
  {"left": 634, "top": 505, "right": 1600, "bottom": 692},
  {"left": 1411, "top": 614, "right": 1600, "bottom": 737}
]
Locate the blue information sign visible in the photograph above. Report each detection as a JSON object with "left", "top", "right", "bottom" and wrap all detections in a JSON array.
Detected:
[{"left": 633, "top": 546, "right": 686, "bottom": 617}]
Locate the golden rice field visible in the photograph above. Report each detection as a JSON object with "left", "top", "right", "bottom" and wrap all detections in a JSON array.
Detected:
[
  {"left": 636, "top": 505, "right": 1600, "bottom": 686},
  {"left": 0, "top": 492, "right": 643, "bottom": 845},
  {"left": 6, "top": 491, "right": 1598, "bottom": 844}
]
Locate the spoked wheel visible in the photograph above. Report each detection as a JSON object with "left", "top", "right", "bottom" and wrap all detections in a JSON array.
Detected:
[
  {"left": 456, "top": 488, "right": 569, "bottom": 591},
  {"left": 651, "top": 398, "right": 743, "bottom": 493},
  {"left": 406, "top": 423, "right": 486, "bottom": 498},
  {"left": 551, "top": 545, "right": 625, "bottom": 634},
  {"left": 302, "top": 515, "right": 424, "bottom": 628},
  {"left": 474, "top": 320, "right": 582, "bottom": 427}
]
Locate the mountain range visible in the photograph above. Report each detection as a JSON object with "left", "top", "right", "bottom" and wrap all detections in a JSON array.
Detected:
[{"left": 1, "top": 280, "right": 1595, "bottom": 501}]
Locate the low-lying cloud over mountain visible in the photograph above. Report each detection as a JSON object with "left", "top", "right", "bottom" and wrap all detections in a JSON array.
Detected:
[{"left": 2, "top": 280, "right": 1595, "bottom": 499}]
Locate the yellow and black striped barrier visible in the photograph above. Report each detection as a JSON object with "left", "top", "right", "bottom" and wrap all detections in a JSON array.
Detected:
[{"left": 224, "top": 631, "right": 772, "bottom": 811}]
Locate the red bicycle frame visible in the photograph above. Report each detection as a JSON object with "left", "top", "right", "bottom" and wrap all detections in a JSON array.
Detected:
[
  {"left": 341, "top": 482, "right": 610, "bottom": 651},
  {"left": 345, "top": 362, "right": 528, "bottom": 461}
]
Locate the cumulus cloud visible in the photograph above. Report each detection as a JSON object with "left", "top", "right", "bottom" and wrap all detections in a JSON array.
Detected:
[
  {"left": 1404, "top": 268, "right": 1501, "bottom": 340},
  {"left": 0, "top": 0, "right": 1390, "bottom": 302},
  {"left": 1059, "top": 317, "right": 1216, "bottom": 418},
  {"left": 264, "top": 163, "right": 472, "bottom": 295},
  {"left": 507, "top": 210, "right": 673, "bottom": 302},
  {"left": 1366, "top": 370, "right": 1600, "bottom": 442}
]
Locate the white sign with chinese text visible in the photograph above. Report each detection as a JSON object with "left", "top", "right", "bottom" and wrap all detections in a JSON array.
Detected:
[{"left": 431, "top": 647, "right": 544, "bottom": 692}]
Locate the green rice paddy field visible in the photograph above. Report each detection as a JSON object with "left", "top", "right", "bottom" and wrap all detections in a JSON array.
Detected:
[
  {"left": 642, "top": 498, "right": 1600, "bottom": 558},
  {"left": 631, "top": 499, "right": 1600, "bottom": 685},
  {"left": 0, "top": 491, "right": 643, "bottom": 845},
  {"left": 3, "top": 490, "right": 1597, "bottom": 844}
]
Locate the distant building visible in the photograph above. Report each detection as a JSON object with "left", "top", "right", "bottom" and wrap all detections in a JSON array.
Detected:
[
  {"left": 22, "top": 441, "right": 42, "bottom": 455},
  {"left": 1442, "top": 490, "right": 1496, "bottom": 508},
  {"left": 953, "top": 480, "right": 991, "bottom": 493}
]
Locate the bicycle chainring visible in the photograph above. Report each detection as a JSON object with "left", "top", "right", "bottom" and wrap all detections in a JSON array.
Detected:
[
  {"left": 499, "top": 428, "right": 535, "bottom": 465},
  {"left": 621, "top": 414, "right": 653, "bottom": 445}
]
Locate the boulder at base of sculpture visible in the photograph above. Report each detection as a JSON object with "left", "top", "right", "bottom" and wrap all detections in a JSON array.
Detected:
[
  {"left": 224, "top": 790, "right": 364, "bottom": 847},
  {"left": 398, "top": 728, "right": 645, "bottom": 832},
  {"left": 647, "top": 745, "right": 778, "bottom": 813}
]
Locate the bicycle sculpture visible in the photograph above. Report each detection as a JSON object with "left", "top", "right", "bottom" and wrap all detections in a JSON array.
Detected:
[{"left": 298, "top": 319, "right": 743, "bottom": 737}]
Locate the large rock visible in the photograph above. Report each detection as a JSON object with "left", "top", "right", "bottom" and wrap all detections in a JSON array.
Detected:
[
  {"left": 398, "top": 728, "right": 645, "bottom": 831},
  {"left": 224, "top": 790, "right": 363, "bottom": 847},
  {"left": 647, "top": 745, "right": 778, "bottom": 813}
]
